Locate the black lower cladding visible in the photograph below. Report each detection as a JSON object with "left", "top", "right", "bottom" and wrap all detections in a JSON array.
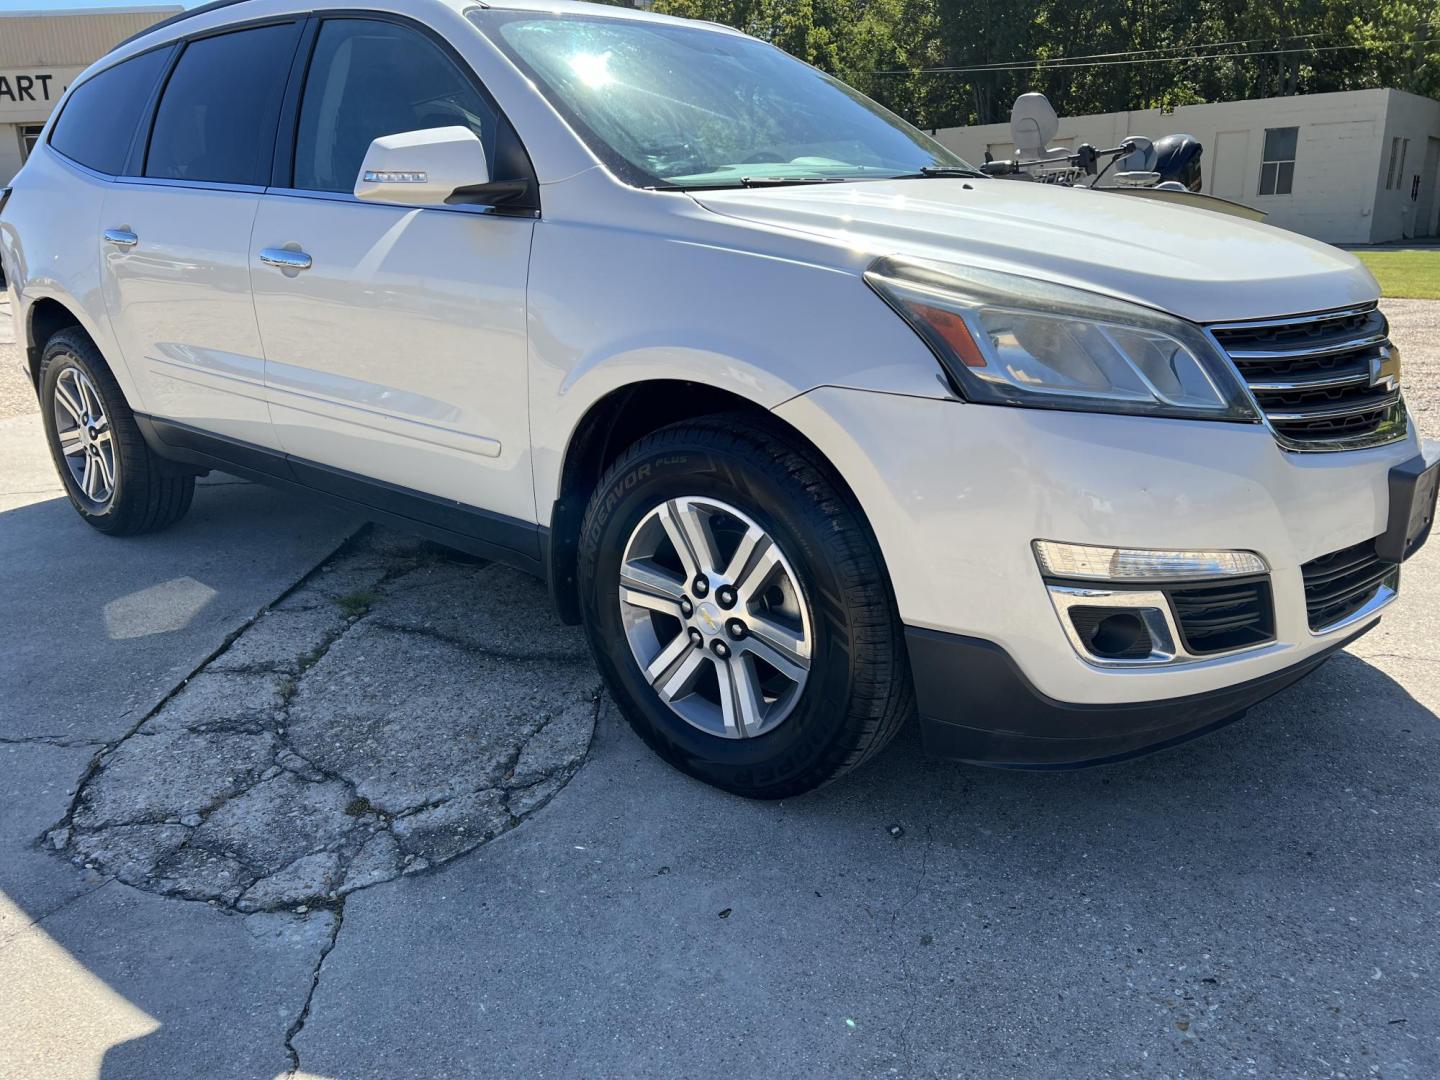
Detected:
[
  {"left": 134, "top": 414, "right": 545, "bottom": 573},
  {"left": 906, "top": 623, "right": 1372, "bottom": 768}
]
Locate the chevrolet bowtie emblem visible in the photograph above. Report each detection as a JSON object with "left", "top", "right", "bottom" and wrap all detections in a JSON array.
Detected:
[
  {"left": 1370, "top": 345, "right": 1401, "bottom": 393},
  {"left": 696, "top": 604, "right": 721, "bottom": 633}
]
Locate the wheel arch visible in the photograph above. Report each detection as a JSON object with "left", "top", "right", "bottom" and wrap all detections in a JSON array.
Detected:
[
  {"left": 545, "top": 379, "right": 886, "bottom": 626},
  {"left": 25, "top": 296, "right": 87, "bottom": 385}
]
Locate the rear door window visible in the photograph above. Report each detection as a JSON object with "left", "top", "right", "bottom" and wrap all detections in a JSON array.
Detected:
[
  {"left": 146, "top": 22, "right": 301, "bottom": 186},
  {"left": 49, "top": 47, "right": 171, "bottom": 175}
]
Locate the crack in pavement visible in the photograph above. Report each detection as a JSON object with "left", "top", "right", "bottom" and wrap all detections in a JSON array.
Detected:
[
  {"left": 893, "top": 823, "right": 936, "bottom": 1080},
  {"left": 1358, "top": 651, "right": 1440, "bottom": 666},
  {"left": 27, "top": 525, "right": 602, "bottom": 1073},
  {"left": 42, "top": 530, "right": 361, "bottom": 850},
  {"left": 0, "top": 879, "right": 113, "bottom": 953},
  {"left": 43, "top": 527, "right": 601, "bottom": 915},
  {"left": 283, "top": 898, "right": 346, "bottom": 1076}
]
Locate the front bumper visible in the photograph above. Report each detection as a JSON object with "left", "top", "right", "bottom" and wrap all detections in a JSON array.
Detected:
[
  {"left": 773, "top": 386, "right": 1428, "bottom": 711},
  {"left": 905, "top": 623, "right": 1371, "bottom": 766}
]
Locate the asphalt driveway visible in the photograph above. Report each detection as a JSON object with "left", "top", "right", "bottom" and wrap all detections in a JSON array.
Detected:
[{"left": 1, "top": 299, "right": 1438, "bottom": 1079}]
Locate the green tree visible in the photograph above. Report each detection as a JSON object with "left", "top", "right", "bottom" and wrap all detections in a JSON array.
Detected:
[{"left": 621, "top": 0, "right": 1438, "bottom": 120}]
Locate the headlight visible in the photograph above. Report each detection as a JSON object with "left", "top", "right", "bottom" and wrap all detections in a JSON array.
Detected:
[{"left": 865, "top": 257, "right": 1258, "bottom": 421}]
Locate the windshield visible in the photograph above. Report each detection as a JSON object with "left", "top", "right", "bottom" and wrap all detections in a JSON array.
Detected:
[{"left": 470, "top": 10, "right": 973, "bottom": 189}]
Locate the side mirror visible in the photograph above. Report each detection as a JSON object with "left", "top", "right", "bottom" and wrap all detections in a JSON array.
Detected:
[{"left": 354, "top": 126, "right": 490, "bottom": 207}]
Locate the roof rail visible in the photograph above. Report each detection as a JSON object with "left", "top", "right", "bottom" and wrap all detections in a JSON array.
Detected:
[{"left": 113, "top": 0, "right": 260, "bottom": 49}]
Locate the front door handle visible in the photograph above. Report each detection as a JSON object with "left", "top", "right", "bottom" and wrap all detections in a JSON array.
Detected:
[
  {"left": 103, "top": 228, "right": 138, "bottom": 247},
  {"left": 259, "top": 247, "right": 312, "bottom": 272}
]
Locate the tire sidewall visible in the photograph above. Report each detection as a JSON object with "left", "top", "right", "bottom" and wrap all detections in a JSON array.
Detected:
[
  {"left": 38, "top": 338, "right": 129, "bottom": 529},
  {"left": 580, "top": 435, "right": 864, "bottom": 795}
]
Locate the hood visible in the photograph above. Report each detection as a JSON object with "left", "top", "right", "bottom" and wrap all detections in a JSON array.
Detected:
[{"left": 691, "top": 179, "right": 1377, "bottom": 324}]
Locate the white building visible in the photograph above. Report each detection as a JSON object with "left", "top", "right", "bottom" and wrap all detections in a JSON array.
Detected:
[
  {"left": 1, "top": 6, "right": 180, "bottom": 187},
  {"left": 932, "top": 89, "right": 1440, "bottom": 244}
]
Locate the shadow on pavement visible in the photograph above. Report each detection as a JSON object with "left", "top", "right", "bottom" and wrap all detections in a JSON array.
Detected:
[
  {"left": 286, "top": 646, "right": 1440, "bottom": 1080},
  {"left": 3, "top": 474, "right": 1436, "bottom": 1077},
  {"left": 0, "top": 482, "right": 357, "bottom": 742},
  {"left": 1, "top": 479, "right": 357, "bottom": 1080}
]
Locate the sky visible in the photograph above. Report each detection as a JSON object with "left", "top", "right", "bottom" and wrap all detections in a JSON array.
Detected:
[{"left": 0, "top": 0, "right": 199, "bottom": 11}]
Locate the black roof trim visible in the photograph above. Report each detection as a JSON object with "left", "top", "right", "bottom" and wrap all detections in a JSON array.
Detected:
[{"left": 113, "top": 0, "right": 268, "bottom": 49}]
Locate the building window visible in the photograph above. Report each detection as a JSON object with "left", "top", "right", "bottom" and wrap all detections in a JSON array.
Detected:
[
  {"left": 1259, "top": 127, "right": 1297, "bottom": 196},
  {"left": 1385, "top": 136, "right": 1409, "bottom": 190},
  {"left": 18, "top": 125, "right": 43, "bottom": 162}
]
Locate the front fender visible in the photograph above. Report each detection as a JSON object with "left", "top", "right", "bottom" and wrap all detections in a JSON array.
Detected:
[{"left": 526, "top": 212, "right": 950, "bottom": 510}]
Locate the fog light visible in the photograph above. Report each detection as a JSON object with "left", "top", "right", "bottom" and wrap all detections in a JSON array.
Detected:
[
  {"left": 1067, "top": 606, "right": 1153, "bottom": 660},
  {"left": 1033, "top": 540, "right": 1267, "bottom": 582},
  {"left": 1047, "top": 585, "right": 1177, "bottom": 665}
]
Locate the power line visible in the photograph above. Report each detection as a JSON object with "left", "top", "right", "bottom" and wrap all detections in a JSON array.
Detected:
[
  {"left": 931, "top": 31, "right": 1333, "bottom": 71},
  {"left": 873, "top": 36, "right": 1438, "bottom": 76}
]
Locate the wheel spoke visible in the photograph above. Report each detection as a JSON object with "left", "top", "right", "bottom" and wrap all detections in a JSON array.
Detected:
[
  {"left": 76, "top": 375, "right": 94, "bottom": 418},
  {"left": 95, "top": 448, "right": 115, "bottom": 493},
  {"left": 645, "top": 628, "right": 693, "bottom": 684},
  {"left": 55, "top": 379, "right": 85, "bottom": 424},
  {"left": 717, "top": 655, "right": 765, "bottom": 737},
  {"left": 621, "top": 587, "right": 683, "bottom": 618},
  {"left": 743, "top": 614, "right": 811, "bottom": 682},
  {"left": 657, "top": 647, "right": 707, "bottom": 702},
  {"left": 80, "top": 455, "right": 96, "bottom": 499},
  {"left": 722, "top": 525, "right": 767, "bottom": 585},
  {"left": 58, "top": 431, "right": 86, "bottom": 458},
  {"left": 620, "top": 560, "right": 686, "bottom": 602},
  {"left": 670, "top": 499, "right": 722, "bottom": 578},
  {"left": 656, "top": 502, "right": 700, "bottom": 581},
  {"left": 735, "top": 540, "right": 783, "bottom": 600}
]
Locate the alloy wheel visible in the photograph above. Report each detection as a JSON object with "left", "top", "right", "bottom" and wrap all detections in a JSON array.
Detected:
[
  {"left": 617, "top": 495, "right": 813, "bottom": 739},
  {"left": 52, "top": 365, "right": 118, "bottom": 506}
]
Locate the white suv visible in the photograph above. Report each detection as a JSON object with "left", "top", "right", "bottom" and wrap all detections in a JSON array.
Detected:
[{"left": 3, "top": 0, "right": 1436, "bottom": 798}]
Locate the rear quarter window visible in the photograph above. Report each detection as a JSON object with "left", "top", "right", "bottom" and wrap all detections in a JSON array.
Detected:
[{"left": 49, "top": 47, "right": 171, "bottom": 175}]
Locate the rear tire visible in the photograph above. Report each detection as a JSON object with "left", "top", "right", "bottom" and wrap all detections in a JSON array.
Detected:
[
  {"left": 38, "top": 329, "right": 195, "bottom": 535},
  {"left": 578, "top": 414, "right": 912, "bottom": 799}
]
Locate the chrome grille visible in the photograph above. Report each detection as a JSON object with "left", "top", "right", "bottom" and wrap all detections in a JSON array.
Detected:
[{"left": 1209, "top": 304, "right": 1406, "bottom": 451}]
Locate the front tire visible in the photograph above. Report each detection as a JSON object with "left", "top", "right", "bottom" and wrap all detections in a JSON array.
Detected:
[
  {"left": 578, "top": 415, "right": 912, "bottom": 799},
  {"left": 38, "top": 329, "right": 195, "bottom": 535}
]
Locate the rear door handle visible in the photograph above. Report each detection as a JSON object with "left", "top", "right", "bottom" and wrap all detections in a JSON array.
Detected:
[
  {"left": 259, "top": 247, "right": 312, "bottom": 272},
  {"left": 103, "top": 228, "right": 138, "bottom": 247}
]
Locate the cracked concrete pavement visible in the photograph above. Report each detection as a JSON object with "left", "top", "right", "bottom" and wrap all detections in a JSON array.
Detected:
[
  {"left": 55, "top": 531, "right": 598, "bottom": 912},
  {"left": 2, "top": 298, "right": 1439, "bottom": 1078}
]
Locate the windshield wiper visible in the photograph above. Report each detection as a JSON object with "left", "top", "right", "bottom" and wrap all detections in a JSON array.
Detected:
[
  {"left": 735, "top": 176, "right": 854, "bottom": 187},
  {"left": 888, "top": 165, "right": 987, "bottom": 180}
]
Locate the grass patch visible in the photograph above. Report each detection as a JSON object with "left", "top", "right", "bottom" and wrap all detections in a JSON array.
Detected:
[
  {"left": 297, "top": 645, "right": 327, "bottom": 672},
  {"left": 1353, "top": 249, "right": 1440, "bottom": 300},
  {"left": 333, "top": 589, "right": 380, "bottom": 619}
]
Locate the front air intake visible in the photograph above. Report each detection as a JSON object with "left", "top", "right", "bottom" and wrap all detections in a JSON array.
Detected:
[{"left": 1301, "top": 538, "right": 1398, "bottom": 632}]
